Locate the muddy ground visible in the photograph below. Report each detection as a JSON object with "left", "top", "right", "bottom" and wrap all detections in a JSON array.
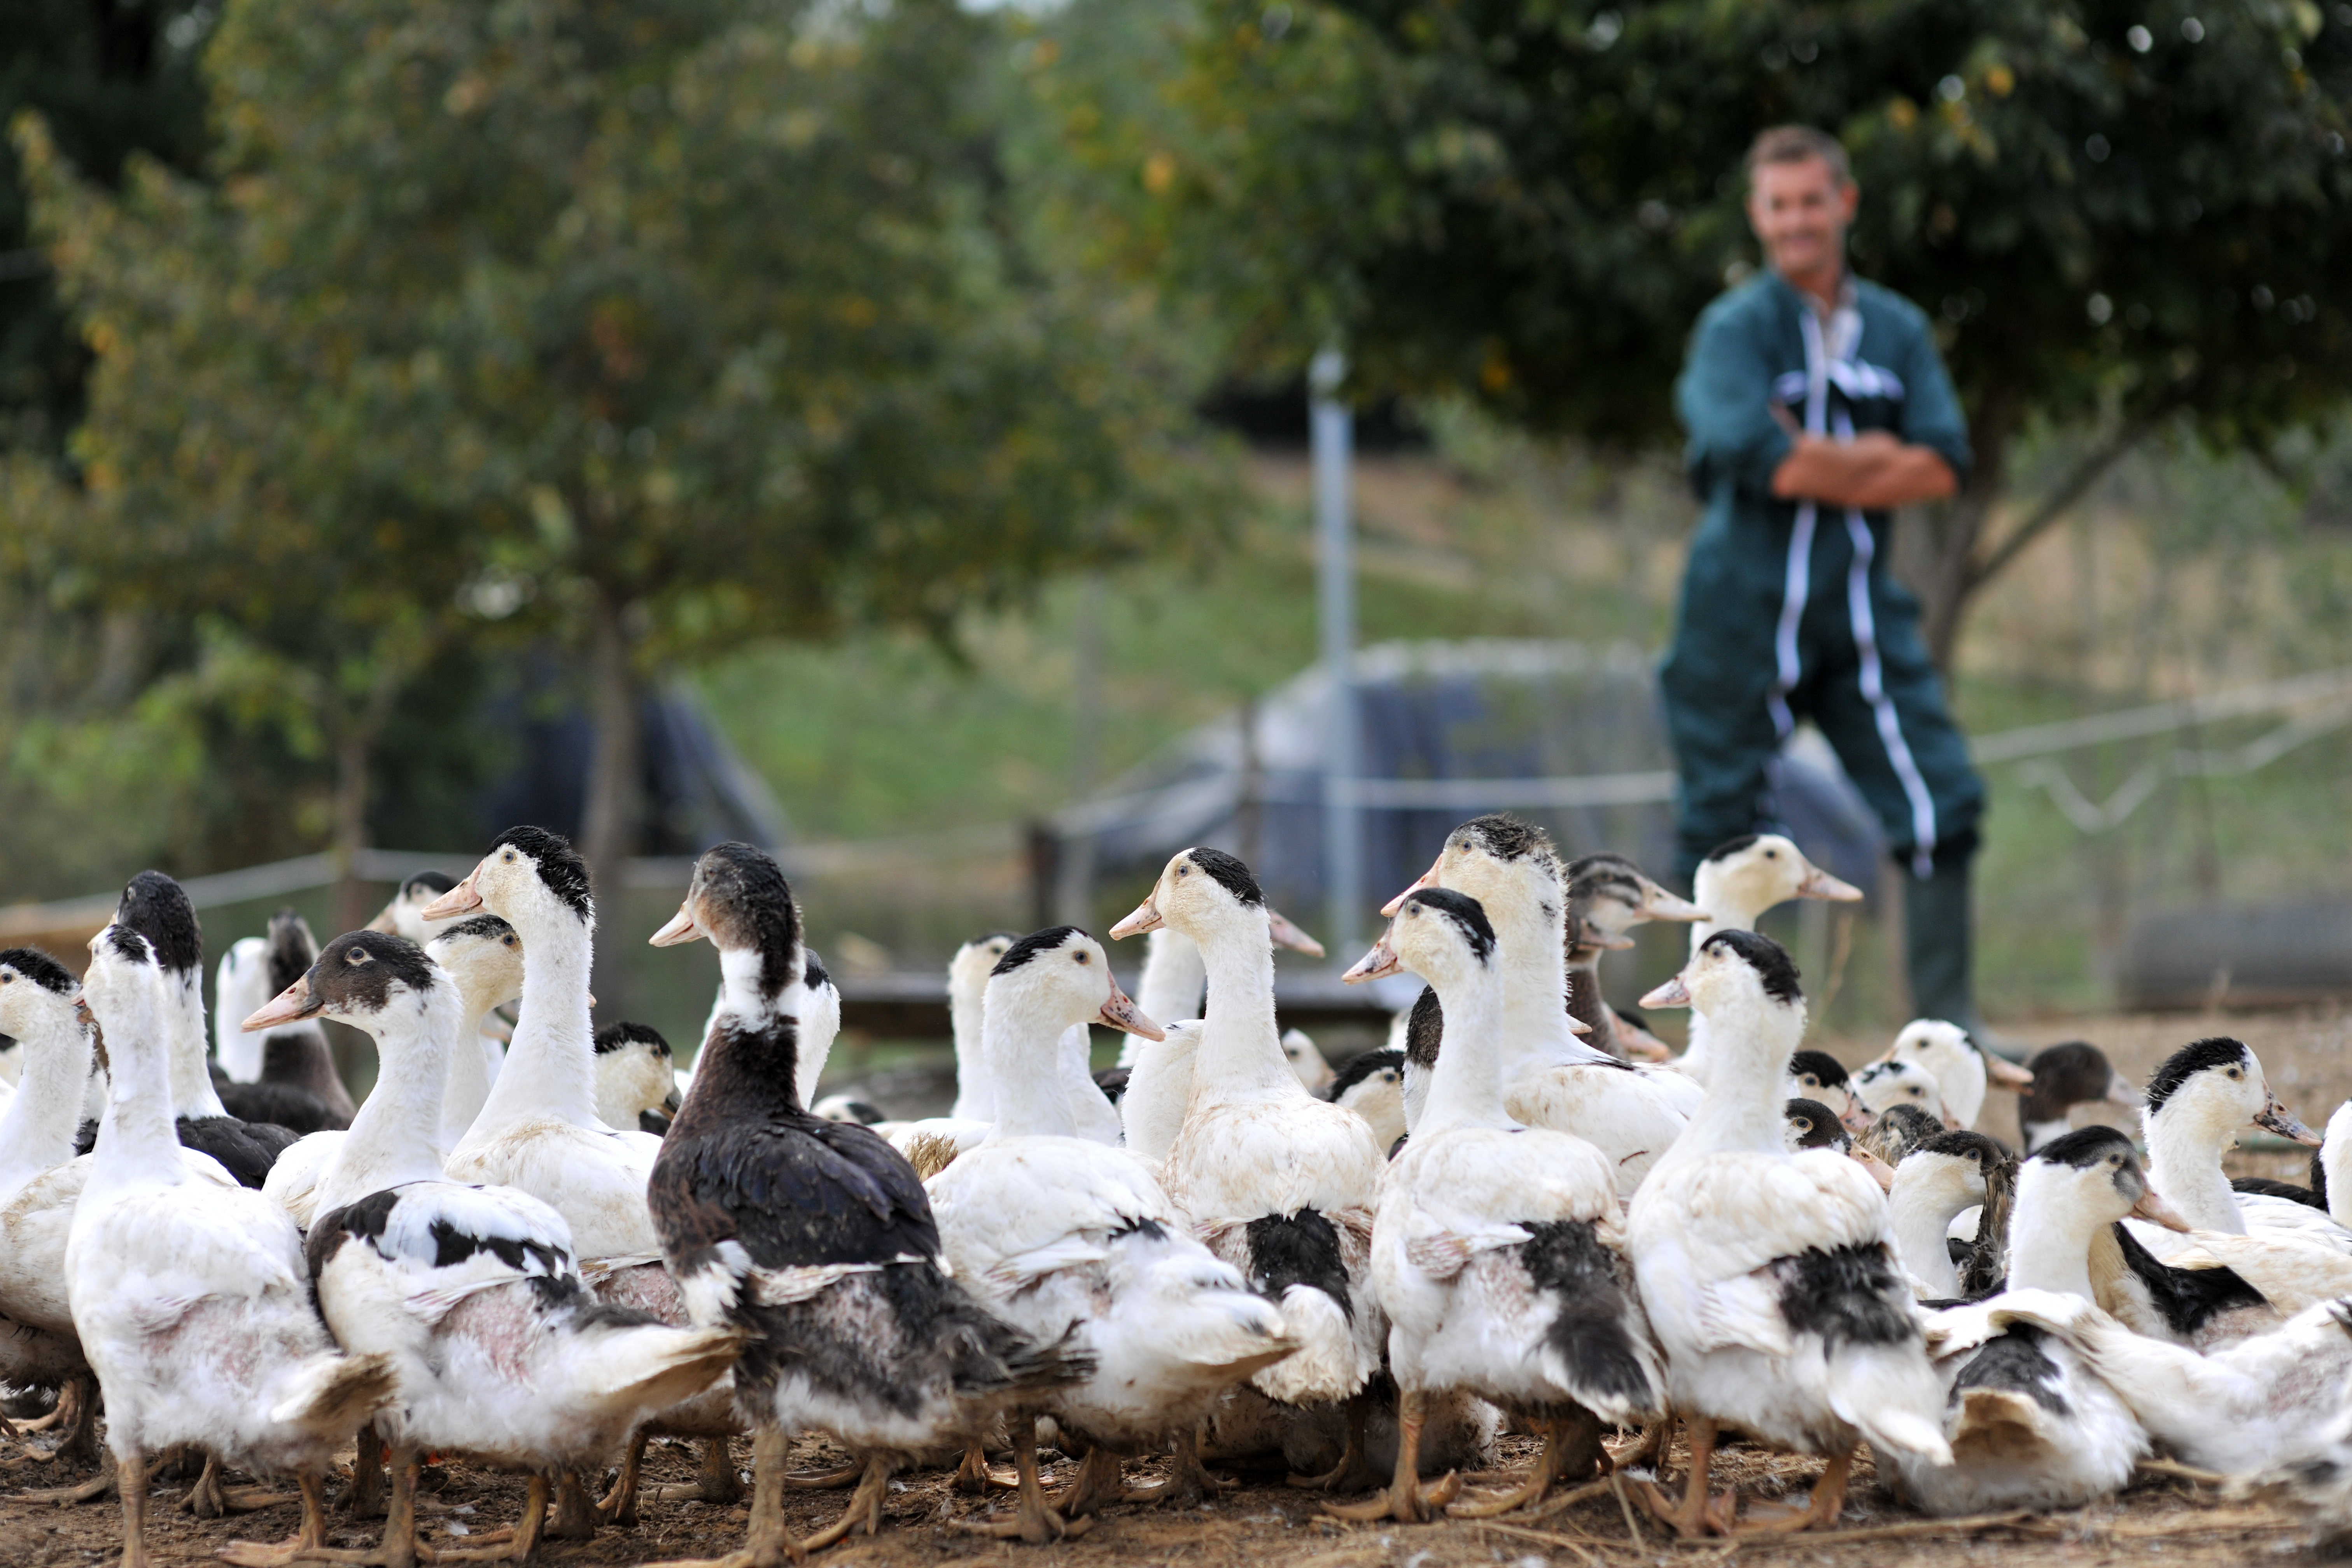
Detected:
[{"left": 6, "top": 1002, "right": 2349, "bottom": 1567}]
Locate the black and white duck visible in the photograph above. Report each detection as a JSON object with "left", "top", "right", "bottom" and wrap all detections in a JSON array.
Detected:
[{"left": 644, "top": 842, "right": 1079, "bottom": 1560}]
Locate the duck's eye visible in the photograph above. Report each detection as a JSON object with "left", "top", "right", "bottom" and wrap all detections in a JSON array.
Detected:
[
  {"left": 1176, "top": 865, "right": 1188, "bottom": 877},
  {"left": 345, "top": 948, "right": 371, "bottom": 965},
  {"left": 1074, "top": 951, "right": 1089, "bottom": 965},
  {"left": 1763, "top": 849, "right": 1777, "bottom": 858},
  {"left": 2228, "top": 1068, "right": 2242, "bottom": 1079},
  {"left": 502, "top": 850, "right": 516, "bottom": 863}
]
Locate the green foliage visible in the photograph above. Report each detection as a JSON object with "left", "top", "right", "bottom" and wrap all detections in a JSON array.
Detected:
[
  {"left": 3, "top": 0, "right": 1213, "bottom": 877},
  {"left": 1150, "top": 0, "right": 2352, "bottom": 455},
  {"left": 0, "top": 0, "right": 212, "bottom": 452}
]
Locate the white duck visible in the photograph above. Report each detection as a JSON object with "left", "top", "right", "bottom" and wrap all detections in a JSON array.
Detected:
[
  {"left": 213, "top": 936, "right": 274, "bottom": 1084},
  {"left": 1627, "top": 928, "right": 1950, "bottom": 1536},
  {"left": 1325, "top": 1048, "right": 1407, "bottom": 1153},
  {"left": 926, "top": 926, "right": 1293, "bottom": 1536},
  {"left": 1885, "top": 1130, "right": 2007, "bottom": 1301},
  {"left": 242, "top": 928, "right": 740, "bottom": 1566},
  {"left": 69, "top": 925, "right": 395, "bottom": 1568},
  {"left": 1385, "top": 817, "right": 1697, "bottom": 1193},
  {"left": 1875, "top": 1018, "right": 2033, "bottom": 1133},
  {"left": 1111, "top": 847, "right": 1388, "bottom": 1487},
  {"left": 1669, "top": 834, "right": 1861, "bottom": 1083},
  {"left": 1562, "top": 851, "right": 1707, "bottom": 1062},
  {"left": 644, "top": 842, "right": 1078, "bottom": 1559},
  {"left": 261, "top": 914, "right": 525, "bottom": 1231},
  {"left": 1122, "top": 914, "right": 1325, "bottom": 1065},
  {"left": 422, "top": 827, "right": 668, "bottom": 1272},
  {"left": 1334, "top": 889, "right": 1662, "bottom": 1523},
  {"left": 2132, "top": 1036, "right": 2345, "bottom": 1257},
  {"left": 1118, "top": 1018, "right": 1202, "bottom": 1164},
  {"left": 1887, "top": 1125, "right": 2158, "bottom": 1514}
]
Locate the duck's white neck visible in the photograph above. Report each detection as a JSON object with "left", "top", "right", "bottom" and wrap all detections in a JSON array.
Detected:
[
  {"left": 1483, "top": 891, "right": 1610, "bottom": 1077},
  {"left": 981, "top": 985, "right": 1081, "bottom": 1141},
  {"left": 948, "top": 962, "right": 995, "bottom": 1122},
  {"left": 438, "top": 984, "right": 506, "bottom": 1155},
  {"left": 467, "top": 908, "right": 598, "bottom": 1136},
  {"left": 0, "top": 1004, "right": 96, "bottom": 1192},
  {"left": 1668, "top": 989, "right": 1806, "bottom": 1161},
  {"left": 2005, "top": 1164, "right": 2110, "bottom": 1300},
  {"left": 1416, "top": 956, "right": 1514, "bottom": 1136},
  {"left": 2324, "top": 1105, "right": 2352, "bottom": 1230},
  {"left": 161, "top": 966, "right": 226, "bottom": 1118},
  {"left": 324, "top": 985, "right": 463, "bottom": 1212},
  {"left": 2142, "top": 1097, "right": 2247, "bottom": 1234},
  {"left": 90, "top": 976, "right": 185, "bottom": 1193},
  {"left": 715, "top": 944, "right": 803, "bottom": 1038},
  {"left": 1886, "top": 1165, "right": 1972, "bottom": 1299},
  {"left": 1132, "top": 930, "right": 1206, "bottom": 1057},
  {"left": 1184, "top": 908, "right": 1302, "bottom": 1103}
]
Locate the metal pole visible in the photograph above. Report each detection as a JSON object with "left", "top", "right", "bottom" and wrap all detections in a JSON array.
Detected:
[{"left": 1311, "top": 348, "right": 1361, "bottom": 960}]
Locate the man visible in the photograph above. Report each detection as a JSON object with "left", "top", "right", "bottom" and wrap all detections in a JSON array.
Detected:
[{"left": 1661, "top": 125, "right": 1986, "bottom": 1029}]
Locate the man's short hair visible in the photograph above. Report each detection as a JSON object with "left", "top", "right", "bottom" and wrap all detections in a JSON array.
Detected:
[{"left": 1746, "top": 125, "right": 1852, "bottom": 187}]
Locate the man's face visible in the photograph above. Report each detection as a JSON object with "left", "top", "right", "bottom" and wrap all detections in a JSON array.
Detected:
[{"left": 1747, "top": 156, "right": 1858, "bottom": 283}]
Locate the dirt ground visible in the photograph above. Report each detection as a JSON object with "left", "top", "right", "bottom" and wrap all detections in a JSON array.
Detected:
[{"left": 7, "top": 1002, "right": 2350, "bottom": 1568}]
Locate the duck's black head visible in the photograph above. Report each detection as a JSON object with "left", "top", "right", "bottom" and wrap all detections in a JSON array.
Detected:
[
  {"left": 299, "top": 930, "right": 442, "bottom": 1022},
  {"left": 1183, "top": 848, "right": 1262, "bottom": 908},
  {"left": 266, "top": 906, "right": 320, "bottom": 994},
  {"left": 1783, "top": 1096, "right": 1849, "bottom": 1151},
  {"left": 1915, "top": 1128, "right": 2009, "bottom": 1174},
  {"left": 1456, "top": 815, "right": 1552, "bottom": 864},
  {"left": 1397, "top": 887, "right": 1497, "bottom": 966},
  {"left": 1788, "top": 1048, "right": 1850, "bottom": 1091},
  {"left": 490, "top": 826, "right": 593, "bottom": 922},
  {"left": 1697, "top": 927, "right": 1802, "bottom": 1004},
  {"left": 0, "top": 947, "right": 75, "bottom": 995},
  {"left": 2144, "top": 1036, "right": 2252, "bottom": 1115},
  {"left": 1700, "top": 833, "right": 1762, "bottom": 865},
  {"left": 596, "top": 1020, "right": 672, "bottom": 1058},
  {"left": 993, "top": 926, "right": 1088, "bottom": 976},
  {"left": 689, "top": 841, "right": 804, "bottom": 1004},
  {"left": 401, "top": 870, "right": 457, "bottom": 902},
  {"left": 116, "top": 870, "right": 201, "bottom": 975}
]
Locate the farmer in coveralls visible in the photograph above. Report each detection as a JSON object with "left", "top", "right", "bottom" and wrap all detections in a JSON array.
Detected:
[{"left": 1662, "top": 124, "right": 1987, "bottom": 1029}]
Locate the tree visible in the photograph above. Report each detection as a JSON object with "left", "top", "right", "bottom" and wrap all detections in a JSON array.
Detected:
[
  {"left": 17, "top": 0, "right": 1203, "bottom": 947},
  {"left": 1134, "top": 0, "right": 2352, "bottom": 665}
]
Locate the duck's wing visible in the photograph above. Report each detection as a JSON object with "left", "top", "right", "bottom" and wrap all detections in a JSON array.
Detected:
[
  {"left": 309, "top": 1183, "right": 578, "bottom": 1316},
  {"left": 1636, "top": 1152, "right": 1891, "bottom": 1356},
  {"left": 652, "top": 1115, "right": 939, "bottom": 1322},
  {"left": 927, "top": 1138, "right": 1169, "bottom": 1290}
]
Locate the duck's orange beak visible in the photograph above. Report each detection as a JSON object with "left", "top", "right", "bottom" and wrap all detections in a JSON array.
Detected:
[
  {"left": 1342, "top": 932, "right": 1402, "bottom": 984},
  {"left": 649, "top": 901, "right": 702, "bottom": 947},
  {"left": 420, "top": 864, "right": 485, "bottom": 920},
  {"left": 1096, "top": 975, "right": 1163, "bottom": 1041},
  {"left": 1640, "top": 973, "right": 1692, "bottom": 1009},
  {"left": 243, "top": 979, "right": 321, "bottom": 1032},
  {"left": 1109, "top": 891, "right": 1163, "bottom": 940},
  {"left": 1266, "top": 908, "right": 1325, "bottom": 958}
]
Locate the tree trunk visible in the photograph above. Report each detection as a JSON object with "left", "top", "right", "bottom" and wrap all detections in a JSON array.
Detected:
[{"left": 579, "top": 591, "right": 642, "bottom": 1019}]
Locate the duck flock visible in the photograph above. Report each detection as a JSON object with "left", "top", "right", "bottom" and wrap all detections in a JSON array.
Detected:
[{"left": 7, "top": 817, "right": 2352, "bottom": 1564}]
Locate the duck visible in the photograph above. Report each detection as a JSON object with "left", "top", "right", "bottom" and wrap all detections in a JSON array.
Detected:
[
  {"left": 212, "top": 909, "right": 356, "bottom": 1135},
  {"left": 595, "top": 1022, "right": 684, "bottom": 1135},
  {"left": 1282, "top": 1028, "right": 1334, "bottom": 1093},
  {"left": 69, "top": 923, "right": 395, "bottom": 1568},
  {"left": 0, "top": 948, "right": 108, "bottom": 1454},
  {"left": 1885, "top": 1126, "right": 2155, "bottom": 1514},
  {"left": 244, "top": 928, "right": 741, "bottom": 1567},
  {"left": 1627, "top": 928, "right": 1950, "bottom": 1536},
  {"left": 260, "top": 913, "right": 526, "bottom": 1232},
  {"left": 212, "top": 936, "right": 274, "bottom": 1085},
  {"left": 91, "top": 871, "right": 301, "bottom": 1188},
  {"left": 1561, "top": 852, "right": 1706, "bottom": 1063},
  {"left": 1118, "top": 1018, "right": 1202, "bottom": 1164},
  {"left": 2017, "top": 1040, "right": 2146, "bottom": 1154},
  {"left": 680, "top": 945, "right": 841, "bottom": 1120},
  {"left": 422, "top": 828, "right": 668, "bottom": 1270},
  {"left": 1787, "top": 1049, "right": 1869, "bottom": 1133},
  {"left": 644, "top": 841, "right": 1078, "bottom": 1558},
  {"left": 1110, "top": 847, "right": 1388, "bottom": 1488},
  {"left": 925, "top": 926, "right": 1294, "bottom": 1536},
  {"left": 1667, "top": 834, "right": 1861, "bottom": 1084},
  {"left": 1332, "top": 888, "right": 1661, "bottom": 1523},
  {"left": 1874, "top": 1019, "right": 2032, "bottom": 1134},
  {"left": 1382, "top": 818, "right": 1697, "bottom": 1194},
  {"left": 1965, "top": 1265, "right": 2352, "bottom": 1476},
  {"left": 1853, "top": 1057, "right": 1951, "bottom": 1128},
  {"left": 1885, "top": 1131, "right": 2009, "bottom": 1300},
  {"left": 2132, "top": 1037, "right": 2346, "bottom": 1257},
  {"left": 1325, "top": 1048, "right": 1406, "bottom": 1153}
]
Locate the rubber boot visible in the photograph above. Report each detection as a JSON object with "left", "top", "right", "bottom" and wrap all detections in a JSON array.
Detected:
[{"left": 1903, "top": 849, "right": 1978, "bottom": 1036}]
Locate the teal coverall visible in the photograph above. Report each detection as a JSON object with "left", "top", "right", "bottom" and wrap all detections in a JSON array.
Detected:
[{"left": 1662, "top": 270, "right": 1984, "bottom": 1023}]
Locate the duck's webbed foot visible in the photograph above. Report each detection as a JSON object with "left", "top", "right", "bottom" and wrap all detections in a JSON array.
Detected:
[
  {"left": 1449, "top": 1410, "right": 1601, "bottom": 1519},
  {"left": 957, "top": 1422, "right": 1088, "bottom": 1544},
  {"left": 798, "top": 1456, "right": 898, "bottom": 1552},
  {"left": 594, "top": 1434, "right": 646, "bottom": 1526},
  {"left": 948, "top": 1442, "right": 1016, "bottom": 1494},
  {"left": 22, "top": 1443, "right": 124, "bottom": 1505},
  {"left": 1634, "top": 1418, "right": 1736, "bottom": 1538},
  {"left": 1729, "top": 1447, "right": 1851, "bottom": 1535},
  {"left": 1046, "top": 1446, "right": 1126, "bottom": 1519},
  {"left": 216, "top": 1473, "right": 340, "bottom": 1567}
]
